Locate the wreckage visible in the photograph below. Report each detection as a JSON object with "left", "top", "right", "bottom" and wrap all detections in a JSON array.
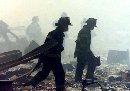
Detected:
[{"left": 0, "top": 40, "right": 57, "bottom": 91}]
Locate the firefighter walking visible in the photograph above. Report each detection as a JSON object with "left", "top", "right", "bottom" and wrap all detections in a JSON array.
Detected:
[
  {"left": 23, "top": 17, "right": 72, "bottom": 91},
  {"left": 74, "top": 18, "right": 100, "bottom": 83}
]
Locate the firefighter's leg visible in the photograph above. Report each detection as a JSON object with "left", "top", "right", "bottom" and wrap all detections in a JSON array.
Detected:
[
  {"left": 52, "top": 60, "right": 65, "bottom": 91},
  {"left": 85, "top": 52, "right": 97, "bottom": 80},
  {"left": 75, "top": 57, "right": 86, "bottom": 82},
  {"left": 23, "top": 64, "right": 51, "bottom": 87},
  {"left": 86, "top": 64, "right": 96, "bottom": 80}
]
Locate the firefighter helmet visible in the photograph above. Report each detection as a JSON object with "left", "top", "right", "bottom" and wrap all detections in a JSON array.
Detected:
[
  {"left": 55, "top": 17, "right": 72, "bottom": 26},
  {"left": 86, "top": 18, "right": 97, "bottom": 27}
]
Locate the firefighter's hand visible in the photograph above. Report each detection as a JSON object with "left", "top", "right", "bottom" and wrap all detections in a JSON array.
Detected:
[{"left": 95, "top": 56, "right": 101, "bottom": 66}]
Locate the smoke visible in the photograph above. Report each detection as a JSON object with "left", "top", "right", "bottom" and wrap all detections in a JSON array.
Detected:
[{"left": 0, "top": 0, "right": 130, "bottom": 61}]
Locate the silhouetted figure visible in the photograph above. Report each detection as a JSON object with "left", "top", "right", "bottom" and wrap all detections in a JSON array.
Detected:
[
  {"left": 23, "top": 17, "right": 72, "bottom": 91},
  {"left": 0, "top": 20, "right": 18, "bottom": 42},
  {"left": 26, "top": 16, "right": 43, "bottom": 45},
  {"left": 74, "top": 18, "right": 100, "bottom": 82}
]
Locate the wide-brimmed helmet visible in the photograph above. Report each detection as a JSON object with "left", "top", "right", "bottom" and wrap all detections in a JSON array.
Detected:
[
  {"left": 55, "top": 17, "right": 72, "bottom": 26},
  {"left": 86, "top": 18, "right": 97, "bottom": 27}
]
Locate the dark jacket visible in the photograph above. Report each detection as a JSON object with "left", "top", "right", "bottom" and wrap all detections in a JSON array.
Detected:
[
  {"left": 32, "top": 28, "right": 65, "bottom": 72},
  {"left": 74, "top": 25, "right": 91, "bottom": 57},
  {"left": 44, "top": 29, "right": 65, "bottom": 55}
]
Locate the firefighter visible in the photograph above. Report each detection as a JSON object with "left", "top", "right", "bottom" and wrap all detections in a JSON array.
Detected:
[
  {"left": 74, "top": 18, "right": 100, "bottom": 82},
  {"left": 23, "top": 17, "right": 72, "bottom": 91},
  {"left": 26, "top": 16, "right": 43, "bottom": 45},
  {"left": 0, "top": 20, "right": 19, "bottom": 42}
]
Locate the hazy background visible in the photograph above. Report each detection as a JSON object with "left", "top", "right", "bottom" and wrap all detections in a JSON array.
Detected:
[{"left": 0, "top": 0, "right": 130, "bottom": 59}]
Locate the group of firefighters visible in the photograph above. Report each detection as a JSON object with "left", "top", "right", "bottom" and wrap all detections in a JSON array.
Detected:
[
  {"left": 16, "top": 16, "right": 100, "bottom": 91},
  {"left": 24, "top": 17, "right": 100, "bottom": 91}
]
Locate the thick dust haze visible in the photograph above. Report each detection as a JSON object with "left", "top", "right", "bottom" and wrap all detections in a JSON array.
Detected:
[{"left": 0, "top": 0, "right": 130, "bottom": 61}]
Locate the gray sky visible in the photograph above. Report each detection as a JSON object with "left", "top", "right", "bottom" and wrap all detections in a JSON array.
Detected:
[{"left": 0, "top": 0, "right": 130, "bottom": 53}]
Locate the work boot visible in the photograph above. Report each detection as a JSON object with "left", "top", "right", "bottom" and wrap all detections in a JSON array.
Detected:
[
  {"left": 86, "top": 76, "right": 98, "bottom": 82},
  {"left": 55, "top": 88, "right": 66, "bottom": 91},
  {"left": 23, "top": 81, "right": 33, "bottom": 87},
  {"left": 23, "top": 79, "right": 37, "bottom": 87},
  {"left": 92, "top": 76, "right": 98, "bottom": 81},
  {"left": 56, "top": 86, "right": 66, "bottom": 91},
  {"left": 82, "top": 79, "right": 93, "bottom": 86},
  {"left": 22, "top": 85, "right": 34, "bottom": 90}
]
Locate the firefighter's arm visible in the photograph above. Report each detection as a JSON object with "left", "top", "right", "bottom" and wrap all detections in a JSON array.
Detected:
[
  {"left": 74, "top": 39, "right": 80, "bottom": 58},
  {"left": 45, "top": 33, "right": 58, "bottom": 47},
  {"left": 44, "top": 32, "right": 57, "bottom": 43}
]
